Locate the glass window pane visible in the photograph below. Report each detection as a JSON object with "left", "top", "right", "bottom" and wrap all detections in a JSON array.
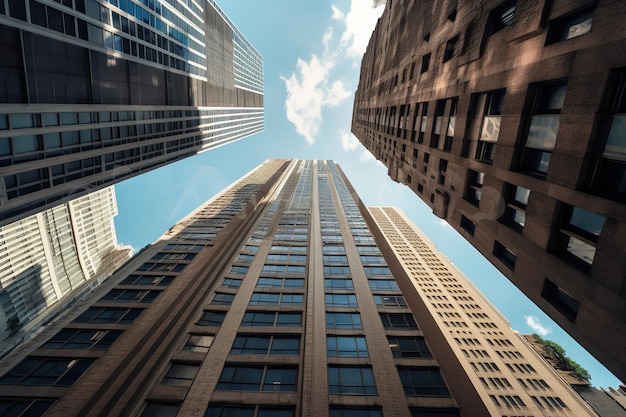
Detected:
[
  {"left": 569, "top": 208, "right": 605, "bottom": 235},
  {"left": 526, "top": 116, "right": 559, "bottom": 150}
]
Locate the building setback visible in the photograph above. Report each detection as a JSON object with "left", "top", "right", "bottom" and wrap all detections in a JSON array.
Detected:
[
  {"left": 0, "top": 185, "right": 131, "bottom": 356},
  {"left": 351, "top": 0, "right": 626, "bottom": 382},
  {"left": 0, "top": 159, "right": 599, "bottom": 417},
  {"left": 0, "top": 0, "right": 264, "bottom": 226}
]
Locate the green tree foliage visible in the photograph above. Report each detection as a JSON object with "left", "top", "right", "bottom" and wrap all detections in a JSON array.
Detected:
[{"left": 532, "top": 334, "right": 591, "bottom": 382}]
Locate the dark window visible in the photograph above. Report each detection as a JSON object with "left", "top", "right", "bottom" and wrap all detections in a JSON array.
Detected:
[
  {"left": 250, "top": 292, "right": 303, "bottom": 306},
  {"left": 138, "top": 263, "right": 185, "bottom": 273},
  {"left": 410, "top": 409, "right": 461, "bottom": 417},
  {"left": 546, "top": 4, "right": 595, "bottom": 45},
  {"left": 257, "top": 277, "right": 304, "bottom": 288},
  {"left": 183, "top": 334, "right": 214, "bottom": 353},
  {"left": 521, "top": 82, "right": 567, "bottom": 176},
  {"left": 100, "top": 289, "right": 160, "bottom": 303},
  {"left": 0, "top": 399, "right": 56, "bottom": 416},
  {"left": 465, "top": 170, "right": 484, "bottom": 206},
  {"left": 241, "top": 312, "right": 302, "bottom": 327},
  {"left": 217, "top": 366, "right": 297, "bottom": 392},
  {"left": 421, "top": 53, "right": 431, "bottom": 73},
  {"left": 373, "top": 294, "right": 407, "bottom": 308},
  {"left": 222, "top": 278, "right": 242, "bottom": 289},
  {"left": 30, "top": 1, "right": 47, "bottom": 27},
  {"left": 205, "top": 405, "right": 294, "bottom": 417},
  {"left": 139, "top": 403, "right": 180, "bottom": 417},
  {"left": 460, "top": 215, "right": 475, "bottom": 236},
  {"left": 121, "top": 274, "right": 175, "bottom": 286},
  {"left": 475, "top": 91, "right": 505, "bottom": 162},
  {"left": 388, "top": 336, "right": 432, "bottom": 358},
  {"left": 325, "top": 278, "right": 354, "bottom": 290},
  {"left": 502, "top": 185, "right": 530, "bottom": 231},
  {"left": 74, "top": 307, "right": 142, "bottom": 324},
  {"left": 328, "top": 366, "right": 377, "bottom": 395},
  {"left": 443, "top": 35, "right": 459, "bottom": 62},
  {"left": 8, "top": 0, "right": 26, "bottom": 20},
  {"left": 486, "top": 0, "right": 516, "bottom": 35},
  {"left": 230, "top": 266, "right": 249, "bottom": 274},
  {"left": 0, "top": 358, "right": 94, "bottom": 386},
  {"left": 211, "top": 293, "right": 235, "bottom": 305},
  {"left": 327, "top": 336, "right": 368, "bottom": 358},
  {"left": 397, "top": 367, "right": 451, "bottom": 396},
  {"left": 329, "top": 408, "right": 382, "bottom": 417},
  {"left": 380, "top": 313, "right": 419, "bottom": 330},
  {"left": 197, "top": 311, "right": 226, "bottom": 327},
  {"left": 541, "top": 279, "right": 580, "bottom": 322},
  {"left": 417, "top": 184, "right": 424, "bottom": 194},
  {"left": 42, "top": 329, "right": 122, "bottom": 350},
  {"left": 231, "top": 336, "right": 300, "bottom": 355},
  {"left": 494, "top": 241, "right": 517, "bottom": 270},
  {"left": 368, "top": 280, "right": 399, "bottom": 291},
  {"left": 162, "top": 363, "right": 198, "bottom": 387},
  {"left": 438, "top": 160, "right": 448, "bottom": 185}
]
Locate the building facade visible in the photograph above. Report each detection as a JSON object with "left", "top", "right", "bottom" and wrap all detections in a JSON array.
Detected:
[
  {"left": 0, "top": 0, "right": 264, "bottom": 226},
  {"left": 0, "top": 185, "right": 131, "bottom": 356},
  {"left": 0, "top": 159, "right": 598, "bottom": 417},
  {"left": 351, "top": 0, "right": 626, "bottom": 382}
]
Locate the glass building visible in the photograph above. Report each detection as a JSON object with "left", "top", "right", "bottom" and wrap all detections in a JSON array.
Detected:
[
  {"left": 0, "top": 159, "right": 598, "bottom": 417},
  {"left": 0, "top": 0, "right": 264, "bottom": 226}
]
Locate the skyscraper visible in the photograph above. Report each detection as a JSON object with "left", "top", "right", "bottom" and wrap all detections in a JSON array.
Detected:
[
  {"left": 0, "top": 185, "right": 131, "bottom": 355},
  {"left": 0, "top": 159, "right": 597, "bottom": 417},
  {"left": 351, "top": 0, "right": 626, "bottom": 382},
  {"left": 0, "top": 0, "right": 264, "bottom": 226}
]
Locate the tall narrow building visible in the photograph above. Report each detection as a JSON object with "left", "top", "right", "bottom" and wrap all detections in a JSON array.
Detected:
[
  {"left": 0, "top": 0, "right": 264, "bottom": 226},
  {"left": 351, "top": 0, "right": 626, "bottom": 382},
  {"left": 0, "top": 185, "right": 131, "bottom": 355},
  {"left": 0, "top": 159, "right": 598, "bottom": 417}
]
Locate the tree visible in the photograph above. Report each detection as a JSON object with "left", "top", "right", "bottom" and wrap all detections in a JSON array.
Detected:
[{"left": 532, "top": 334, "right": 591, "bottom": 382}]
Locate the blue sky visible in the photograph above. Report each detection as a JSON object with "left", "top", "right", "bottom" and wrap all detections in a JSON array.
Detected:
[{"left": 114, "top": 0, "right": 621, "bottom": 388}]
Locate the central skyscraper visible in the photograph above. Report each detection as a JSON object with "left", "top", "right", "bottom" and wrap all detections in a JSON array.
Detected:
[
  {"left": 0, "top": 160, "right": 598, "bottom": 417},
  {"left": 0, "top": 0, "right": 264, "bottom": 226}
]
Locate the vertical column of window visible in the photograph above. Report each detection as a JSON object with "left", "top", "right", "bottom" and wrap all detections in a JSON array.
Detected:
[
  {"left": 431, "top": 100, "right": 446, "bottom": 148},
  {"left": 465, "top": 170, "right": 484, "bottom": 206},
  {"left": 443, "top": 98, "right": 458, "bottom": 152},
  {"left": 501, "top": 185, "right": 530, "bottom": 232},
  {"left": 476, "top": 91, "right": 505, "bottom": 163},
  {"left": 418, "top": 103, "right": 428, "bottom": 144},
  {"left": 554, "top": 206, "right": 605, "bottom": 269},
  {"left": 520, "top": 82, "right": 567, "bottom": 176}
]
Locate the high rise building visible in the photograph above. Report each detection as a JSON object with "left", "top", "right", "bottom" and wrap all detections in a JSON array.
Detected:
[
  {"left": 0, "top": 0, "right": 264, "bottom": 226},
  {"left": 0, "top": 159, "right": 598, "bottom": 417},
  {"left": 0, "top": 185, "right": 131, "bottom": 355},
  {"left": 351, "top": 0, "right": 626, "bottom": 382}
]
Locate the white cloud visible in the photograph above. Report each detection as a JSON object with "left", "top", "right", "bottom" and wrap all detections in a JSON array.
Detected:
[
  {"left": 282, "top": 1, "right": 384, "bottom": 144},
  {"left": 525, "top": 315, "right": 552, "bottom": 336},
  {"left": 340, "top": 0, "right": 385, "bottom": 57},
  {"left": 360, "top": 150, "right": 375, "bottom": 161},
  {"left": 341, "top": 132, "right": 360, "bottom": 151},
  {"left": 435, "top": 218, "right": 451, "bottom": 228}
]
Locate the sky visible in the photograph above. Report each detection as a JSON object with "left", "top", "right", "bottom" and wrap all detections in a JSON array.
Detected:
[{"left": 114, "top": 0, "right": 621, "bottom": 388}]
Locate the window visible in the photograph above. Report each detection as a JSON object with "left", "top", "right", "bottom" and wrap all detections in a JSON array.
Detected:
[
  {"left": 249, "top": 292, "right": 303, "bottom": 306},
  {"left": 503, "top": 185, "right": 530, "bottom": 231},
  {"left": 438, "top": 160, "right": 448, "bottom": 185},
  {"left": 231, "top": 335, "right": 300, "bottom": 355},
  {"left": 152, "top": 252, "right": 195, "bottom": 261},
  {"left": 326, "top": 313, "right": 363, "bottom": 330},
  {"left": 329, "top": 408, "right": 382, "bottom": 417},
  {"left": 139, "top": 403, "right": 180, "bottom": 417},
  {"left": 197, "top": 311, "right": 226, "bottom": 326},
  {"left": 241, "top": 312, "right": 302, "bottom": 327},
  {"left": 397, "top": 368, "right": 451, "bottom": 396},
  {"left": 521, "top": 82, "right": 567, "bottom": 176},
  {"left": 324, "top": 266, "right": 350, "bottom": 276},
  {"left": 162, "top": 363, "right": 198, "bottom": 387},
  {"left": 443, "top": 35, "right": 459, "bottom": 62},
  {"left": 0, "top": 358, "right": 94, "bottom": 386},
  {"left": 230, "top": 266, "right": 249, "bottom": 275},
  {"left": 183, "top": 335, "right": 214, "bottom": 353},
  {"left": 205, "top": 405, "right": 294, "bottom": 417},
  {"left": 476, "top": 91, "right": 505, "bottom": 162},
  {"left": 325, "top": 278, "right": 354, "bottom": 290},
  {"left": 546, "top": 4, "right": 595, "bottom": 44},
  {"left": 590, "top": 70, "right": 626, "bottom": 201},
  {"left": 121, "top": 275, "right": 175, "bottom": 286},
  {"left": 373, "top": 295, "right": 407, "bottom": 308},
  {"left": 388, "top": 337, "right": 432, "bottom": 358},
  {"left": 328, "top": 366, "right": 377, "bottom": 395},
  {"left": 380, "top": 313, "right": 419, "bottom": 330},
  {"left": 74, "top": 307, "right": 142, "bottom": 324},
  {"left": 363, "top": 266, "right": 392, "bottom": 277},
  {"left": 211, "top": 293, "right": 235, "bottom": 305},
  {"left": 138, "top": 263, "right": 185, "bottom": 273},
  {"left": 99, "top": 289, "right": 160, "bottom": 303},
  {"left": 0, "top": 399, "right": 56, "bottom": 417},
  {"left": 222, "top": 278, "right": 242, "bottom": 289},
  {"left": 542, "top": 279, "right": 580, "bottom": 322},
  {"left": 217, "top": 366, "right": 297, "bottom": 392},
  {"left": 557, "top": 206, "right": 605, "bottom": 267},
  {"left": 257, "top": 277, "right": 304, "bottom": 288},
  {"left": 42, "top": 329, "right": 122, "bottom": 350},
  {"left": 486, "top": 0, "right": 516, "bottom": 36},
  {"left": 368, "top": 280, "right": 399, "bottom": 291},
  {"left": 325, "top": 293, "right": 358, "bottom": 308},
  {"left": 494, "top": 241, "right": 517, "bottom": 270},
  {"left": 466, "top": 170, "right": 484, "bottom": 206},
  {"left": 327, "top": 336, "right": 368, "bottom": 358},
  {"left": 420, "top": 53, "right": 431, "bottom": 73},
  {"left": 460, "top": 215, "right": 475, "bottom": 236}
]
